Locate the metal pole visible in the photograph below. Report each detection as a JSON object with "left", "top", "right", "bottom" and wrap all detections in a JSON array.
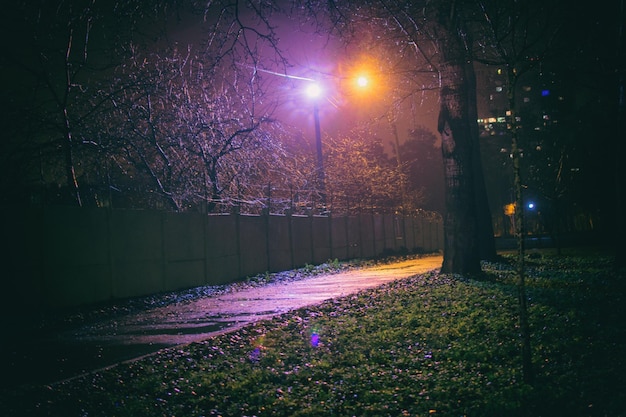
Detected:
[{"left": 313, "top": 102, "right": 326, "bottom": 210}]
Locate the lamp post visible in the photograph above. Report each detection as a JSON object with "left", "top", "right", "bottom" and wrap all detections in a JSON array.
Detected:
[
  {"left": 313, "top": 100, "right": 326, "bottom": 209},
  {"left": 306, "top": 83, "right": 326, "bottom": 211},
  {"left": 304, "top": 75, "right": 371, "bottom": 213}
]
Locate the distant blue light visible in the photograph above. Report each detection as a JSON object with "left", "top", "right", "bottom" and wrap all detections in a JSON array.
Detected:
[
  {"left": 527, "top": 202, "right": 535, "bottom": 209},
  {"left": 541, "top": 89, "right": 550, "bottom": 97}
]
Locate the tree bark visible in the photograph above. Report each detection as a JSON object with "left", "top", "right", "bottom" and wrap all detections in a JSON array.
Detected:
[
  {"left": 465, "top": 61, "right": 498, "bottom": 261},
  {"left": 438, "top": 59, "right": 481, "bottom": 274}
]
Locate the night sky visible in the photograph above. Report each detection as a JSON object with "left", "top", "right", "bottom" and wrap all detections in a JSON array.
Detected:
[{"left": 0, "top": 0, "right": 622, "bottom": 227}]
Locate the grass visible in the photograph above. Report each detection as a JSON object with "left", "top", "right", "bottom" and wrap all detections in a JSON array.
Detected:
[{"left": 2, "top": 248, "right": 624, "bottom": 416}]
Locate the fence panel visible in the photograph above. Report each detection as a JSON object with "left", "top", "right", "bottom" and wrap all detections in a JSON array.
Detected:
[
  {"left": 1, "top": 206, "right": 442, "bottom": 309},
  {"left": 347, "top": 216, "right": 362, "bottom": 259},
  {"left": 205, "top": 214, "right": 239, "bottom": 284},
  {"left": 164, "top": 211, "right": 206, "bottom": 291},
  {"left": 330, "top": 216, "right": 348, "bottom": 261},
  {"left": 291, "top": 215, "right": 313, "bottom": 268},
  {"left": 359, "top": 214, "right": 376, "bottom": 258},
  {"left": 238, "top": 215, "right": 268, "bottom": 277},
  {"left": 311, "top": 216, "right": 331, "bottom": 264},
  {"left": 43, "top": 207, "right": 111, "bottom": 306},
  {"left": 268, "top": 215, "right": 292, "bottom": 272},
  {"left": 110, "top": 210, "right": 164, "bottom": 299}
]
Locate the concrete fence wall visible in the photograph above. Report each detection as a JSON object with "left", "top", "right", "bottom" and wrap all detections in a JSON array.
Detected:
[{"left": 2, "top": 206, "right": 442, "bottom": 310}]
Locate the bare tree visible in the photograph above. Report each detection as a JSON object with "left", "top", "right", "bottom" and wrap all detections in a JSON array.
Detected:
[
  {"left": 470, "top": 0, "right": 568, "bottom": 385},
  {"left": 102, "top": 1, "right": 297, "bottom": 212},
  {"left": 324, "top": 128, "right": 406, "bottom": 213},
  {"left": 1, "top": 0, "right": 296, "bottom": 211},
  {"left": 0, "top": 0, "right": 175, "bottom": 206}
]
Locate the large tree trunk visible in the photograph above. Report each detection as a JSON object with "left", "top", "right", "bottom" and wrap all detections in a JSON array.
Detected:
[
  {"left": 433, "top": 0, "right": 484, "bottom": 274},
  {"left": 465, "top": 61, "right": 498, "bottom": 261},
  {"left": 438, "top": 59, "right": 481, "bottom": 274}
]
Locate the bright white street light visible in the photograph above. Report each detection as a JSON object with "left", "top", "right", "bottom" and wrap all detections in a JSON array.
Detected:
[{"left": 306, "top": 83, "right": 322, "bottom": 99}]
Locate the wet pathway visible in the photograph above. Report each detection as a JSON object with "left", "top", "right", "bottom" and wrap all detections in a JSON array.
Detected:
[{"left": 3, "top": 255, "right": 442, "bottom": 387}]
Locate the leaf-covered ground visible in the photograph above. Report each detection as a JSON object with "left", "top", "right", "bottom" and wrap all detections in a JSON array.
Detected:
[{"left": 2, "top": 248, "right": 624, "bottom": 417}]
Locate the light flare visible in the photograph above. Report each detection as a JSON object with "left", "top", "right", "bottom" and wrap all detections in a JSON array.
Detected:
[{"left": 306, "top": 83, "right": 323, "bottom": 99}]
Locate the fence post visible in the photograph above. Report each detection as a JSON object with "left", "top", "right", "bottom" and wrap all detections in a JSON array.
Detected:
[
  {"left": 309, "top": 211, "right": 315, "bottom": 265},
  {"left": 235, "top": 210, "right": 242, "bottom": 278},
  {"left": 328, "top": 212, "right": 333, "bottom": 260},
  {"left": 287, "top": 209, "right": 295, "bottom": 269},
  {"left": 203, "top": 211, "right": 210, "bottom": 285},
  {"left": 355, "top": 214, "right": 360, "bottom": 258},
  {"left": 428, "top": 219, "right": 432, "bottom": 250},
  {"left": 371, "top": 212, "right": 376, "bottom": 256},
  {"left": 420, "top": 216, "right": 428, "bottom": 250},
  {"left": 411, "top": 215, "right": 417, "bottom": 252},
  {"left": 265, "top": 211, "right": 271, "bottom": 272},
  {"left": 161, "top": 211, "right": 167, "bottom": 292}
]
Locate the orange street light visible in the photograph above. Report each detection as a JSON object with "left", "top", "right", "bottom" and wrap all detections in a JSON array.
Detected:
[{"left": 356, "top": 75, "right": 369, "bottom": 88}]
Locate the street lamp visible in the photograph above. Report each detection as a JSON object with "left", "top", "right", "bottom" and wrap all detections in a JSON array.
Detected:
[
  {"left": 304, "top": 75, "right": 371, "bottom": 214},
  {"left": 305, "top": 82, "right": 326, "bottom": 211}
]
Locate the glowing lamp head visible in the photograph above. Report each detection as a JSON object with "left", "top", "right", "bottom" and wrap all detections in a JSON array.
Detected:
[
  {"left": 356, "top": 76, "right": 369, "bottom": 88},
  {"left": 306, "top": 83, "right": 322, "bottom": 99},
  {"left": 527, "top": 202, "right": 535, "bottom": 209}
]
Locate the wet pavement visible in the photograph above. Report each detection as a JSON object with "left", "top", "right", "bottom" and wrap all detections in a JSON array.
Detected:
[{"left": 2, "top": 255, "right": 442, "bottom": 388}]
